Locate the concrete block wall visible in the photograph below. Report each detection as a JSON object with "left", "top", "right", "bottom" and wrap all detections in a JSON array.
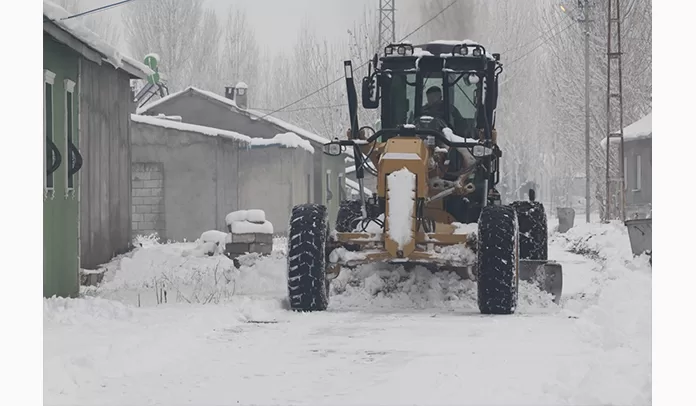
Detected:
[{"left": 131, "top": 162, "right": 165, "bottom": 238}]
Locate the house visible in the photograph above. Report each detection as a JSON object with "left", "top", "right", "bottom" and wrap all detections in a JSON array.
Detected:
[
  {"left": 135, "top": 86, "right": 347, "bottom": 225},
  {"left": 43, "top": 1, "right": 151, "bottom": 297},
  {"left": 129, "top": 115, "right": 314, "bottom": 240},
  {"left": 602, "top": 111, "right": 652, "bottom": 219}
]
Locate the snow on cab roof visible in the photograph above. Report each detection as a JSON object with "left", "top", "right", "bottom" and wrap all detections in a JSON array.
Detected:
[
  {"left": 136, "top": 86, "right": 341, "bottom": 148},
  {"left": 130, "top": 114, "right": 315, "bottom": 153},
  {"left": 601, "top": 112, "right": 652, "bottom": 146},
  {"left": 43, "top": 0, "right": 153, "bottom": 78}
]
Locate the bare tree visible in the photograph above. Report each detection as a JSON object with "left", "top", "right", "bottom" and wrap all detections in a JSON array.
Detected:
[
  {"left": 219, "top": 5, "right": 260, "bottom": 104},
  {"left": 122, "top": 0, "right": 220, "bottom": 92}
]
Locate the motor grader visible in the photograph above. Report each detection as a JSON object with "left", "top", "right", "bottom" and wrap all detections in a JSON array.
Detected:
[{"left": 286, "top": 41, "right": 562, "bottom": 315}]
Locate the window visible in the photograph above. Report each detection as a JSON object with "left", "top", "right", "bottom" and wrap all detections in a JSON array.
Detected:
[
  {"left": 44, "top": 70, "right": 56, "bottom": 196},
  {"left": 624, "top": 157, "right": 628, "bottom": 188},
  {"left": 636, "top": 155, "right": 642, "bottom": 191},
  {"left": 325, "top": 169, "right": 333, "bottom": 204},
  {"left": 65, "top": 79, "right": 76, "bottom": 195},
  {"left": 338, "top": 173, "right": 346, "bottom": 201}
]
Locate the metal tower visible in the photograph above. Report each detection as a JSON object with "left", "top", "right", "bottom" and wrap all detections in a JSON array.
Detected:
[
  {"left": 378, "top": 0, "right": 396, "bottom": 51},
  {"left": 604, "top": 0, "right": 626, "bottom": 221}
]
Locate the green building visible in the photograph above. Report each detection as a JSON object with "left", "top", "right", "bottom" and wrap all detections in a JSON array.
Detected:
[{"left": 43, "top": 2, "right": 151, "bottom": 297}]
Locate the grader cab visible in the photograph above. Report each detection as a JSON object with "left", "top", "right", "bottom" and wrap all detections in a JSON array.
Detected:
[{"left": 286, "top": 41, "right": 562, "bottom": 315}]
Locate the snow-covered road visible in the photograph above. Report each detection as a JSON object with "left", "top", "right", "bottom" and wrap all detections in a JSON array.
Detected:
[{"left": 44, "top": 222, "right": 651, "bottom": 405}]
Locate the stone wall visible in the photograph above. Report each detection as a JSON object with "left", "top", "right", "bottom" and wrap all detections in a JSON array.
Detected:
[{"left": 131, "top": 162, "right": 165, "bottom": 238}]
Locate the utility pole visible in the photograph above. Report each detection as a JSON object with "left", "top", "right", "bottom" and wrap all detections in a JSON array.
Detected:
[
  {"left": 378, "top": 0, "right": 396, "bottom": 51},
  {"left": 604, "top": 0, "right": 626, "bottom": 222},
  {"left": 578, "top": 0, "right": 592, "bottom": 223}
]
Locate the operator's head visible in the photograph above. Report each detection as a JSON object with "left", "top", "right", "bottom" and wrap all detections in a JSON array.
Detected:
[{"left": 426, "top": 86, "right": 442, "bottom": 104}]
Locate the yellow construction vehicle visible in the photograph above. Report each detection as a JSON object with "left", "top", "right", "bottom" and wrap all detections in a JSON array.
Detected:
[{"left": 286, "top": 41, "right": 562, "bottom": 315}]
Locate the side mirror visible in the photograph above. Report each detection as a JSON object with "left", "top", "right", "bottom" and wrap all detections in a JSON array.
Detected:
[
  {"left": 322, "top": 141, "right": 343, "bottom": 156},
  {"left": 362, "top": 75, "right": 379, "bottom": 109}
]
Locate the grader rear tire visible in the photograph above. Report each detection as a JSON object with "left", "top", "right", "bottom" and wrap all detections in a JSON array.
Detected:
[
  {"left": 477, "top": 205, "right": 519, "bottom": 315},
  {"left": 511, "top": 200, "right": 548, "bottom": 260},
  {"left": 287, "top": 204, "right": 330, "bottom": 312}
]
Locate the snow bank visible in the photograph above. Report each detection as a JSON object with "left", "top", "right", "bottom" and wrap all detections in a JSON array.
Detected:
[
  {"left": 550, "top": 220, "right": 632, "bottom": 262},
  {"left": 552, "top": 221, "right": 652, "bottom": 405},
  {"left": 88, "top": 241, "right": 287, "bottom": 307},
  {"left": 43, "top": 1, "right": 152, "bottom": 77},
  {"left": 386, "top": 168, "right": 416, "bottom": 250},
  {"left": 44, "top": 296, "right": 135, "bottom": 325}
]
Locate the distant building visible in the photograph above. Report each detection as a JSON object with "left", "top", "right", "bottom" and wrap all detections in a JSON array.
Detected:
[
  {"left": 43, "top": 1, "right": 151, "bottom": 297},
  {"left": 129, "top": 115, "right": 314, "bottom": 240},
  {"left": 135, "top": 86, "right": 347, "bottom": 225},
  {"left": 603, "top": 111, "right": 652, "bottom": 218}
]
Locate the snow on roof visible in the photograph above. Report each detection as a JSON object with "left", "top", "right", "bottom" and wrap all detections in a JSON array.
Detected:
[
  {"left": 130, "top": 114, "right": 314, "bottom": 153},
  {"left": 235, "top": 82, "right": 248, "bottom": 89},
  {"left": 43, "top": 0, "right": 153, "bottom": 78},
  {"left": 345, "top": 178, "right": 372, "bottom": 195},
  {"left": 137, "top": 86, "right": 341, "bottom": 148},
  {"left": 601, "top": 112, "right": 652, "bottom": 147}
]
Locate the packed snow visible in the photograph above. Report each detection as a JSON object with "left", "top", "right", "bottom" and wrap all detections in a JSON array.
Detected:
[
  {"left": 45, "top": 218, "right": 651, "bottom": 405},
  {"left": 130, "top": 114, "right": 314, "bottom": 153},
  {"left": 386, "top": 168, "right": 417, "bottom": 250}
]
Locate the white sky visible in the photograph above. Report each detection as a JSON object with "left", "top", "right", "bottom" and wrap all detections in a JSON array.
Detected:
[{"left": 81, "top": 0, "right": 423, "bottom": 54}]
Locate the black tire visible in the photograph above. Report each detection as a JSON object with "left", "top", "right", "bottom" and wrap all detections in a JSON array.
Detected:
[
  {"left": 335, "top": 199, "right": 363, "bottom": 232},
  {"left": 511, "top": 201, "right": 548, "bottom": 260},
  {"left": 287, "top": 204, "right": 330, "bottom": 311},
  {"left": 477, "top": 205, "right": 519, "bottom": 315}
]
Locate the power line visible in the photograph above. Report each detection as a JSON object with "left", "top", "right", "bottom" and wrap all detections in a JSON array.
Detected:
[
  {"left": 504, "top": 20, "right": 576, "bottom": 69},
  {"left": 44, "top": 0, "right": 135, "bottom": 23},
  {"left": 256, "top": 0, "right": 459, "bottom": 120}
]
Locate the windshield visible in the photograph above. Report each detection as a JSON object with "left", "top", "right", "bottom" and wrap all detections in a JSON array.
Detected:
[{"left": 387, "top": 71, "right": 480, "bottom": 138}]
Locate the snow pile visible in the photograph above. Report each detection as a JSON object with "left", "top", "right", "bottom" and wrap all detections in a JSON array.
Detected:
[
  {"left": 90, "top": 241, "right": 287, "bottom": 306},
  {"left": 329, "top": 264, "right": 555, "bottom": 312},
  {"left": 550, "top": 220, "right": 632, "bottom": 262},
  {"left": 386, "top": 168, "right": 416, "bottom": 250},
  {"left": 191, "top": 230, "right": 228, "bottom": 256},
  {"left": 44, "top": 296, "right": 135, "bottom": 325},
  {"left": 43, "top": 1, "right": 152, "bottom": 76},
  {"left": 225, "top": 210, "right": 274, "bottom": 234}
]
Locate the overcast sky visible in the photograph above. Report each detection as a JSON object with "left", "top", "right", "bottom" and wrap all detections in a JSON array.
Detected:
[{"left": 81, "top": 0, "right": 423, "bottom": 53}]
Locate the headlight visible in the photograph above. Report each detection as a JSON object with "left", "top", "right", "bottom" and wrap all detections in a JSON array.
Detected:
[
  {"left": 472, "top": 145, "right": 493, "bottom": 157},
  {"left": 397, "top": 46, "right": 406, "bottom": 55},
  {"left": 472, "top": 47, "right": 483, "bottom": 57},
  {"left": 425, "top": 136, "right": 436, "bottom": 146}
]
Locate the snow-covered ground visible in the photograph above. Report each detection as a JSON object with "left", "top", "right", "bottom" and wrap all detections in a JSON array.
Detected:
[{"left": 44, "top": 222, "right": 651, "bottom": 405}]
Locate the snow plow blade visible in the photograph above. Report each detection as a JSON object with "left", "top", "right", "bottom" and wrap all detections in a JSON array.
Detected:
[{"left": 518, "top": 260, "right": 563, "bottom": 303}]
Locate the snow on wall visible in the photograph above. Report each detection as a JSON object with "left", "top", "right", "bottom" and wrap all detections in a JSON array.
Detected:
[
  {"left": 136, "top": 86, "right": 347, "bottom": 155},
  {"left": 387, "top": 168, "right": 416, "bottom": 250},
  {"left": 130, "top": 114, "right": 314, "bottom": 153},
  {"left": 43, "top": 1, "right": 153, "bottom": 77}
]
